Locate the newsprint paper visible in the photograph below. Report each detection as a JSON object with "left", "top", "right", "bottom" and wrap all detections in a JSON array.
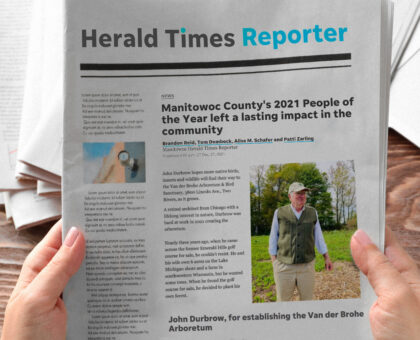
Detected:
[{"left": 63, "top": 0, "right": 391, "bottom": 339}]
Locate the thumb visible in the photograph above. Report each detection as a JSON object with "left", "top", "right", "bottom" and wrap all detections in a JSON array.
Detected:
[
  {"left": 28, "top": 226, "right": 85, "bottom": 307},
  {"left": 351, "top": 229, "right": 407, "bottom": 298}
]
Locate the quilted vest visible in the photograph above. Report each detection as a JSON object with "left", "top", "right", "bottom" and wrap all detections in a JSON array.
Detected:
[{"left": 276, "top": 205, "right": 317, "bottom": 264}]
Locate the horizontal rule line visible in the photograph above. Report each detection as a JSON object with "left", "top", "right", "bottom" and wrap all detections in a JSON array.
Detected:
[
  {"left": 80, "top": 53, "right": 351, "bottom": 71},
  {"left": 81, "top": 65, "right": 351, "bottom": 78}
]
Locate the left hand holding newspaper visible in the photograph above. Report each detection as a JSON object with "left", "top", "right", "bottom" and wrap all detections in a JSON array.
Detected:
[{"left": 1, "top": 220, "right": 85, "bottom": 340}]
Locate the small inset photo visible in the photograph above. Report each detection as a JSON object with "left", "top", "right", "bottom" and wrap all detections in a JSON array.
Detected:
[
  {"left": 250, "top": 161, "right": 359, "bottom": 303},
  {"left": 83, "top": 142, "right": 145, "bottom": 184}
]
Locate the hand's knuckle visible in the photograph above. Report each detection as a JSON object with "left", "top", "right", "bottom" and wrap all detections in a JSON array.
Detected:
[
  {"left": 51, "top": 256, "right": 72, "bottom": 280},
  {"left": 51, "top": 255, "right": 65, "bottom": 269}
]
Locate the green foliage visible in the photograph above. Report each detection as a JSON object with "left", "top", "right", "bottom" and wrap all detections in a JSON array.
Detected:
[
  {"left": 328, "top": 161, "right": 356, "bottom": 226},
  {"left": 251, "top": 235, "right": 275, "bottom": 302},
  {"left": 251, "top": 229, "right": 355, "bottom": 302},
  {"left": 254, "top": 296, "right": 265, "bottom": 303},
  {"left": 250, "top": 182, "right": 266, "bottom": 235},
  {"left": 315, "top": 191, "right": 336, "bottom": 230},
  {"left": 344, "top": 214, "right": 358, "bottom": 230}
]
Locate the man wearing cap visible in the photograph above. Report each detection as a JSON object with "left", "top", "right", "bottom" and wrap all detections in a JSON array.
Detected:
[{"left": 269, "top": 182, "right": 333, "bottom": 301}]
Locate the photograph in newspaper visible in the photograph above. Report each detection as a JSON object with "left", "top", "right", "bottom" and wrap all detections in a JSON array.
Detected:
[
  {"left": 83, "top": 142, "right": 146, "bottom": 183},
  {"left": 250, "top": 161, "right": 359, "bottom": 303}
]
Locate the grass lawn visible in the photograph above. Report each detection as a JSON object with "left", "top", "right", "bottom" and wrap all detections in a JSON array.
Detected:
[{"left": 251, "top": 228, "right": 356, "bottom": 302}]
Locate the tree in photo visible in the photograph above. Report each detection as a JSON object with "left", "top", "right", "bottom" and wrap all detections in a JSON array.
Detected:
[
  {"left": 250, "top": 165, "right": 265, "bottom": 235},
  {"left": 328, "top": 160, "right": 356, "bottom": 227}
]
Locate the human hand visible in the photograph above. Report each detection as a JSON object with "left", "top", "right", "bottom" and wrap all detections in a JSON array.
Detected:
[
  {"left": 351, "top": 228, "right": 420, "bottom": 340},
  {"left": 271, "top": 255, "right": 277, "bottom": 263},
  {"left": 323, "top": 253, "right": 333, "bottom": 271},
  {"left": 1, "top": 220, "right": 85, "bottom": 340}
]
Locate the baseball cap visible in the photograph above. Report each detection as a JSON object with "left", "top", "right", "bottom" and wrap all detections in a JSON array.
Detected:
[{"left": 288, "top": 182, "right": 310, "bottom": 194}]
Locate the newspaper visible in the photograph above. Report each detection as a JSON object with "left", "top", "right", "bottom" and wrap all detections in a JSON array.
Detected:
[
  {"left": 63, "top": 0, "right": 392, "bottom": 339},
  {"left": 389, "top": 20, "right": 420, "bottom": 147},
  {"left": 15, "top": 0, "right": 63, "bottom": 180},
  {"left": 0, "top": 0, "right": 35, "bottom": 191},
  {"left": 18, "top": 0, "right": 64, "bottom": 178},
  {"left": 17, "top": 162, "right": 61, "bottom": 186},
  {"left": 0, "top": 0, "right": 63, "bottom": 229},
  {"left": 390, "top": 0, "right": 420, "bottom": 75},
  {"left": 3, "top": 189, "right": 61, "bottom": 229},
  {"left": 37, "top": 180, "right": 61, "bottom": 197}
]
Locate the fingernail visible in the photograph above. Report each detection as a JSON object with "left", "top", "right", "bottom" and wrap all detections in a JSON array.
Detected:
[
  {"left": 353, "top": 229, "right": 373, "bottom": 246},
  {"left": 64, "top": 227, "right": 79, "bottom": 247}
]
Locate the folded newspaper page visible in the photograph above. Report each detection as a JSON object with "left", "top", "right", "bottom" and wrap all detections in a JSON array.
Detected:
[
  {"left": 390, "top": 22, "right": 420, "bottom": 147},
  {"left": 0, "top": 0, "right": 35, "bottom": 191},
  {"left": 390, "top": 0, "right": 420, "bottom": 75},
  {"left": 63, "top": 0, "right": 391, "bottom": 339},
  {"left": 18, "top": 0, "right": 64, "bottom": 178},
  {"left": 4, "top": 189, "right": 61, "bottom": 229},
  {"left": 37, "top": 180, "right": 61, "bottom": 197}
]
